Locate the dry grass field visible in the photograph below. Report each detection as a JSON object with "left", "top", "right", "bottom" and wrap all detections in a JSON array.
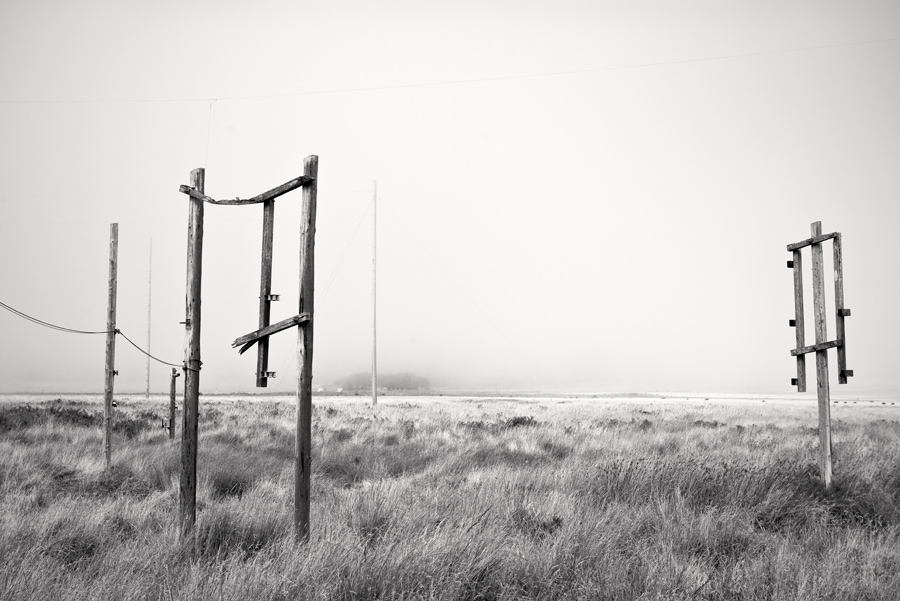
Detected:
[{"left": 1, "top": 393, "right": 899, "bottom": 600}]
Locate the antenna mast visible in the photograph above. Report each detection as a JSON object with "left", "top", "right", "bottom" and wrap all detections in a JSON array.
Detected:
[
  {"left": 372, "top": 181, "right": 377, "bottom": 407},
  {"left": 146, "top": 238, "right": 152, "bottom": 399}
]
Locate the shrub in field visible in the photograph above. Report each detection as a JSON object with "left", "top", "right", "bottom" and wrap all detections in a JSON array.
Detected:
[
  {"left": 502, "top": 415, "right": 538, "bottom": 429},
  {"left": 195, "top": 506, "right": 285, "bottom": 559},
  {"left": 508, "top": 505, "right": 563, "bottom": 540}
]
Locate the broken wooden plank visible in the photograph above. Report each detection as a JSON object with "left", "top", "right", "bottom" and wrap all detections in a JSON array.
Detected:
[
  {"left": 178, "top": 174, "right": 314, "bottom": 206},
  {"left": 786, "top": 232, "right": 838, "bottom": 252},
  {"left": 232, "top": 313, "right": 310, "bottom": 352}
]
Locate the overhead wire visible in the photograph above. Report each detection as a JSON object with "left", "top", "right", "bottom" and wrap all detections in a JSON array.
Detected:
[
  {"left": 0, "top": 299, "right": 195, "bottom": 371},
  {"left": 317, "top": 198, "right": 373, "bottom": 307},
  {"left": 0, "top": 36, "right": 897, "bottom": 105},
  {"left": 0, "top": 300, "right": 112, "bottom": 335}
]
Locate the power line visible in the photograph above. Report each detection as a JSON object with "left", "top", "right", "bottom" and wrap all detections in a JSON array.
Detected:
[
  {"left": 317, "top": 198, "right": 373, "bottom": 308},
  {"left": 1, "top": 36, "right": 897, "bottom": 105},
  {"left": 0, "top": 300, "right": 112, "bottom": 335},
  {"left": 0, "top": 299, "right": 193, "bottom": 371},
  {"left": 117, "top": 330, "right": 189, "bottom": 371}
]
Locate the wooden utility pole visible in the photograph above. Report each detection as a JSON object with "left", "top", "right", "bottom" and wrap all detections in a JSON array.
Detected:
[
  {"left": 180, "top": 167, "right": 204, "bottom": 536},
  {"left": 168, "top": 367, "right": 180, "bottom": 440},
  {"left": 372, "top": 181, "right": 377, "bottom": 408},
  {"left": 103, "top": 223, "right": 119, "bottom": 471},
  {"left": 146, "top": 238, "right": 152, "bottom": 399},
  {"left": 257, "top": 199, "right": 276, "bottom": 387},
  {"left": 787, "top": 221, "right": 853, "bottom": 491},
  {"left": 809, "top": 221, "right": 833, "bottom": 488},
  {"left": 295, "top": 155, "right": 318, "bottom": 541}
]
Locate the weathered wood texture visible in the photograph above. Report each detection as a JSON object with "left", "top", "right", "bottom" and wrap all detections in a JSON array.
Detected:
[
  {"left": 792, "top": 249, "right": 806, "bottom": 392},
  {"left": 103, "top": 223, "right": 119, "bottom": 471},
  {"left": 177, "top": 174, "right": 313, "bottom": 206},
  {"left": 180, "top": 168, "right": 204, "bottom": 537},
  {"left": 257, "top": 200, "right": 275, "bottom": 386},
  {"left": 790, "top": 339, "right": 843, "bottom": 357},
  {"left": 810, "top": 221, "right": 833, "bottom": 490},
  {"left": 168, "top": 368, "right": 179, "bottom": 440},
  {"left": 833, "top": 234, "right": 849, "bottom": 384},
  {"left": 295, "top": 155, "right": 318, "bottom": 541},
  {"left": 232, "top": 314, "right": 309, "bottom": 352},
  {"left": 786, "top": 231, "right": 839, "bottom": 251},
  {"left": 372, "top": 181, "right": 377, "bottom": 408}
]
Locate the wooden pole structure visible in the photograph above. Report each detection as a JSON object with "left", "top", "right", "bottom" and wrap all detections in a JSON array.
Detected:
[
  {"left": 257, "top": 199, "right": 275, "bottom": 387},
  {"left": 180, "top": 167, "right": 204, "bottom": 536},
  {"left": 295, "top": 155, "right": 318, "bottom": 541},
  {"left": 168, "top": 367, "right": 180, "bottom": 440},
  {"left": 146, "top": 238, "right": 152, "bottom": 399},
  {"left": 809, "top": 221, "right": 833, "bottom": 490},
  {"left": 103, "top": 223, "right": 119, "bottom": 471},
  {"left": 787, "top": 221, "right": 852, "bottom": 491},
  {"left": 372, "top": 180, "right": 377, "bottom": 408}
]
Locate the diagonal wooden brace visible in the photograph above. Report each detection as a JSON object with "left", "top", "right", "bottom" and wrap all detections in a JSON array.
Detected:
[
  {"left": 790, "top": 339, "right": 843, "bottom": 357},
  {"left": 232, "top": 313, "right": 310, "bottom": 354}
]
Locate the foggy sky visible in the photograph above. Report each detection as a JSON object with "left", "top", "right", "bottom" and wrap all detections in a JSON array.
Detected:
[{"left": 1, "top": 1, "right": 898, "bottom": 396}]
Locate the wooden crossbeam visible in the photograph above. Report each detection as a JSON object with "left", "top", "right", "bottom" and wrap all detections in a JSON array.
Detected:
[
  {"left": 232, "top": 313, "right": 310, "bottom": 354},
  {"left": 790, "top": 339, "right": 843, "bottom": 357},
  {"left": 178, "top": 174, "right": 314, "bottom": 206},
  {"left": 786, "top": 232, "right": 839, "bottom": 252}
]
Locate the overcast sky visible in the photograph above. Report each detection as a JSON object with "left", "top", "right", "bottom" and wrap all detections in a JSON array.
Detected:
[{"left": 1, "top": 1, "right": 898, "bottom": 396}]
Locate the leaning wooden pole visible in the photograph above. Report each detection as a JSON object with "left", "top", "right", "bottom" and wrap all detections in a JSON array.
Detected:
[
  {"left": 809, "top": 221, "right": 833, "bottom": 490},
  {"left": 295, "top": 155, "right": 318, "bottom": 541},
  {"left": 180, "top": 168, "right": 205, "bottom": 536},
  {"left": 103, "top": 223, "right": 119, "bottom": 471}
]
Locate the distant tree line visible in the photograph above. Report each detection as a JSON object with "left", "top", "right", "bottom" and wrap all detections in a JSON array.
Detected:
[{"left": 335, "top": 372, "right": 430, "bottom": 391}]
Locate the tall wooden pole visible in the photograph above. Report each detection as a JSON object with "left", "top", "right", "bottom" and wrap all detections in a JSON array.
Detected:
[
  {"left": 257, "top": 200, "right": 275, "bottom": 387},
  {"left": 169, "top": 368, "right": 179, "bottom": 440},
  {"left": 372, "top": 180, "right": 377, "bottom": 408},
  {"left": 295, "top": 155, "right": 318, "bottom": 541},
  {"left": 180, "top": 168, "right": 204, "bottom": 536},
  {"left": 103, "top": 223, "right": 119, "bottom": 471},
  {"left": 810, "top": 221, "right": 833, "bottom": 490},
  {"left": 146, "top": 238, "right": 152, "bottom": 399}
]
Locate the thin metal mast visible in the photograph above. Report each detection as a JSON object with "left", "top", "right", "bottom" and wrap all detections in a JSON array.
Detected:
[
  {"left": 146, "top": 238, "right": 152, "bottom": 398},
  {"left": 372, "top": 181, "right": 377, "bottom": 407}
]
